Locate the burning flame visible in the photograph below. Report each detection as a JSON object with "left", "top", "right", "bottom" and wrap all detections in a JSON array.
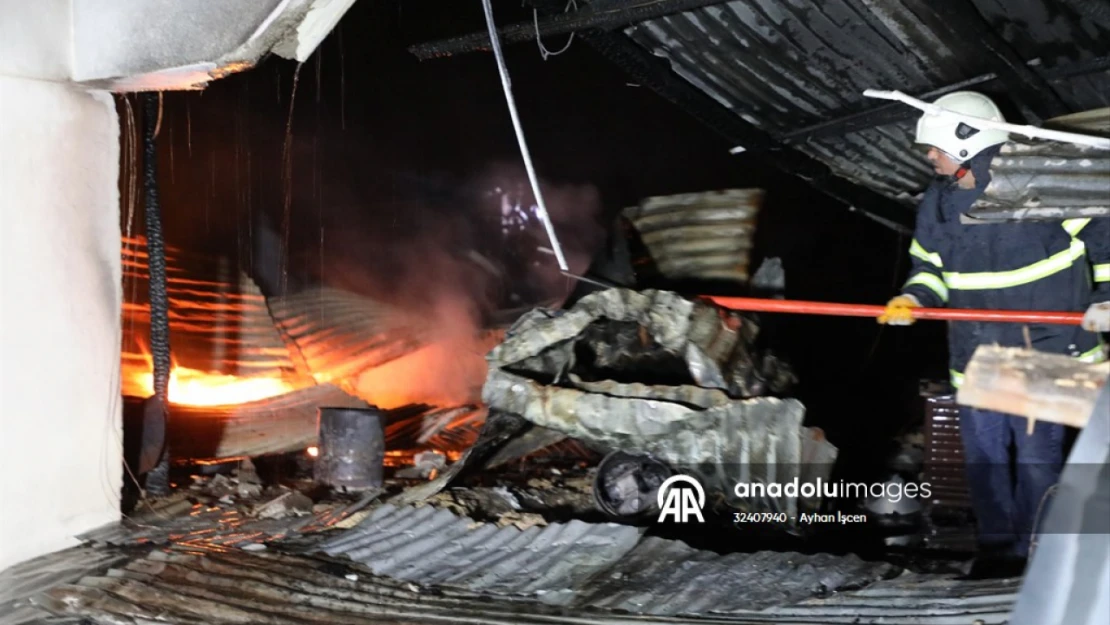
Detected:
[
  {"left": 133, "top": 366, "right": 295, "bottom": 407},
  {"left": 306, "top": 446, "right": 319, "bottom": 458}
]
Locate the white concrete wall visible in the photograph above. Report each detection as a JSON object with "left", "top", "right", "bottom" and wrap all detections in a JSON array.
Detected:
[
  {"left": 0, "top": 0, "right": 353, "bottom": 572},
  {"left": 0, "top": 76, "right": 122, "bottom": 572},
  {"left": 0, "top": 0, "right": 72, "bottom": 81}
]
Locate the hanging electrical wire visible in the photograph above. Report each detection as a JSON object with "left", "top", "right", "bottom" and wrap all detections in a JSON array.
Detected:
[{"left": 533, "top": 0, "right": 578, "bottom": 61}]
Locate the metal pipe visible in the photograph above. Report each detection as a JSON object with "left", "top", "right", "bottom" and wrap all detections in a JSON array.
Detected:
[
  {"left": 706, "top": 296, "right": 1084, "bottom": 325},
  {"left": 481, "top": 0, "right": 570, "bottom": 272},
  {"left": 410, "top": 0, "right": 733, "bottom": 60}
]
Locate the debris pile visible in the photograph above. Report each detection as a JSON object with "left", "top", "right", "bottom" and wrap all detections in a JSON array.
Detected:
[
  {"left": 415, "top": 466, "right": 597, "bottom": 529},
  {"left": 479, "top": 288, "right": 835, "bottom": 523}
]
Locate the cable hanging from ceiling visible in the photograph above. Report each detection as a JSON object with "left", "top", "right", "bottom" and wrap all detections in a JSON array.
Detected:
[{"left": 533, "top": 0, "right": 578, "bottom": 61}]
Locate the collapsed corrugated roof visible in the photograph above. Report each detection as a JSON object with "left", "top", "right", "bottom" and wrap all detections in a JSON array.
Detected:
[
  {"left": 318, "top": 503, "right": 899, "bottom": 615},
  {"left": 8, "top": 487, "right": 1019, "bottom": 625},
  {"left": 122, "top": 236, "right": 431, "bottom": 393},
  {"left": 483, "top": 289, "right": 832, "bottom": 519},
  {"left": 122, "top": 237, "right": 486, "bottom": 459},
  {"left": 27, "top": 545, "right": 1020, "bottom": 625},
  {"left": 268, "top": 286, "right": 433, "bottom": 385},
  {"left": 411, "top": 0, "right": 1110, "bottom": 228},
  {"left": 121, "top": 236, "right": 295, "bottom": 397},
  {"left": 620, "top": 0, "right": 1109, "bottom": 208}
]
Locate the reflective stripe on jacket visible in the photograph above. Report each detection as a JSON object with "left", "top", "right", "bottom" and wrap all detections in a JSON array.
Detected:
[{"left": 900, "top": 145, "right": 1110, "bottom": 386}]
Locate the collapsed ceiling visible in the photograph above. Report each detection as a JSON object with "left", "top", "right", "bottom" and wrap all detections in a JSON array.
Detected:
[{"left": 410, "top": 0, "right": 1110, "bottom": 230}]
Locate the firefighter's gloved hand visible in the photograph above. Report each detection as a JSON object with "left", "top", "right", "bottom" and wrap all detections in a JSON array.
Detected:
[
  {"left": 878, "top": 295, "right": 920, "bottom": 326},
  {"left": 1082, "top": 302, "right": 1110, "bottom": 333}
]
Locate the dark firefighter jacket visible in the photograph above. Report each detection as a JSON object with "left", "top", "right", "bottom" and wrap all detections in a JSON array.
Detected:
[{"left": 901, "top": 144, "right": 1110, "bottom": 387}]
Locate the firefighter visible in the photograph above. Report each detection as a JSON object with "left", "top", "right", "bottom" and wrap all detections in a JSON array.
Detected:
[{"left": 878, "top": 91, "right": 1110, "bottom": 577}]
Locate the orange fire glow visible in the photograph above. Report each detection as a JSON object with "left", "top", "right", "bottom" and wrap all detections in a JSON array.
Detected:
[
  {"left": 306, "top": 446, "right": 319, "bottom": 458},
  {"left": 133, "top": 366, "right": 295, "bottom": 407}
]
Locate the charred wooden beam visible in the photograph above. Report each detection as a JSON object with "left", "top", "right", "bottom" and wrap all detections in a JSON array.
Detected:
[
  {"left": 958, "top": 345, "right": 1109, "bottom": 430},
  {"left": 781, "top": 70, "right": 1010, "bottom": 145},
  {"left": 582, "top": 32, "right": 914, "bottom": 231},
  {"left": 407, "top": 0, "right": 734, "bottom": 60}
]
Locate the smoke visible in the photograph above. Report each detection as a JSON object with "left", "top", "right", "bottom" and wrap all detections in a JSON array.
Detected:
[
  {"left": 352, "top": 300, "right": 505, "bottom": 410},
  {"left": 313, "top": 162, "right": 605, "bottom": 409}
]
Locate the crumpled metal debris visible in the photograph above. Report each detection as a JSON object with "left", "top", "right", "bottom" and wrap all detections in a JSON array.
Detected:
[
  {"left": 386, "top": 411, "right": 535, "bottom": 507},
  {"left": 490, "top": 288, "right": 794, "bottom": 398},
  {"left": 482, "top": 288, "right": 836, "bottom": 520}
]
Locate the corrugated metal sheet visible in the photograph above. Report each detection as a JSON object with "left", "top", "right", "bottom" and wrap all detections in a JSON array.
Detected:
[
  {"left": 1, "top": 546, "right": 127, "bottom": 625},
  {"left": 34, "top": 547, "right": 1019, "bottom": 624},
  {"left": 319, "top": 504, "right": 894, "bottom": 613},
  {"left": 623, "top": 189, "right": 761, "bottom": 283},
  {"left": 19, "top": 504, "right": 1017, "bottom": 625},
  {"left": 121, "top": 237, "right": 478, "bottom": 460},
  {"left": 167, "top": 383, "right": 369, "bottom": 459},
  {"left": 31, "top": 546, "right": 1019, "bottom": 624},
  {"left": 269, "top": 287, "right": 432, "bottom": 385},
  {"left": 319, "top": 504, "right": 645, "bottom": 599},
  {"left": 121, "top": 236, "right": 296, "bottom": 398},
  {"left": 970, "top": 0, "right": 1110, "bottom": 66},
  {"left": 166, "top": 395, "right": 487, "bottom": 461},
  {"left": 623, "top": 0, "right": 1110, "bottom": 205},
  {"left": 314, "top": 503, "right": 1017, "bottom": 623},
  {"left": 385, "top": 404, "right": 486, "bottom": 451},
  {"left": 122, "top": 238, "right": 433, "bottom": 404},
  {"left": 971, "top": 109, "right": 1110, "bottom": 219}
]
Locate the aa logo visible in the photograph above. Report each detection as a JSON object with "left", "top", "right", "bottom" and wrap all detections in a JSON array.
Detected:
[{"left": 656, "top": 475, "right": 705, "bottom": 523}]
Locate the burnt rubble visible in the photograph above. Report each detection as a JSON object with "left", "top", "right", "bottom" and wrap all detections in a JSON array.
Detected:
[{"left": 478, "top": 288, "right": 835, "bottom": 524}]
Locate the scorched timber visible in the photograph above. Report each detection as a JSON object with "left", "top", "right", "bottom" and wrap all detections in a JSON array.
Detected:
[{"left": 958, "top": 345, "right": 1109, "bottom": 429}]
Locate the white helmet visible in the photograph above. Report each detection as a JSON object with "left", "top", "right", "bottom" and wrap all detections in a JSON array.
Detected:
[{"left": 915, "top": 91, "right": 1009, "bottom": 162}]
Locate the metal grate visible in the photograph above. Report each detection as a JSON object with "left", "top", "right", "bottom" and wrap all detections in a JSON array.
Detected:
[{"left": 921, "top": 385, "right": 976, "bottom": 551}]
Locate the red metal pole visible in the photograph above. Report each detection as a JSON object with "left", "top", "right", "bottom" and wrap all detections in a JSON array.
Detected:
[{"left": 705, "top": 296, "right": 1084, "bottom": 326}]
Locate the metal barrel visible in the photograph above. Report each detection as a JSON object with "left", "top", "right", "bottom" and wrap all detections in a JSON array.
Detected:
[
  {"left": 314, "top": 407, "right": 386, "bottom": 490},
  {"left": 592, "top": 450, "right": 674, "bottom": 521}
]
